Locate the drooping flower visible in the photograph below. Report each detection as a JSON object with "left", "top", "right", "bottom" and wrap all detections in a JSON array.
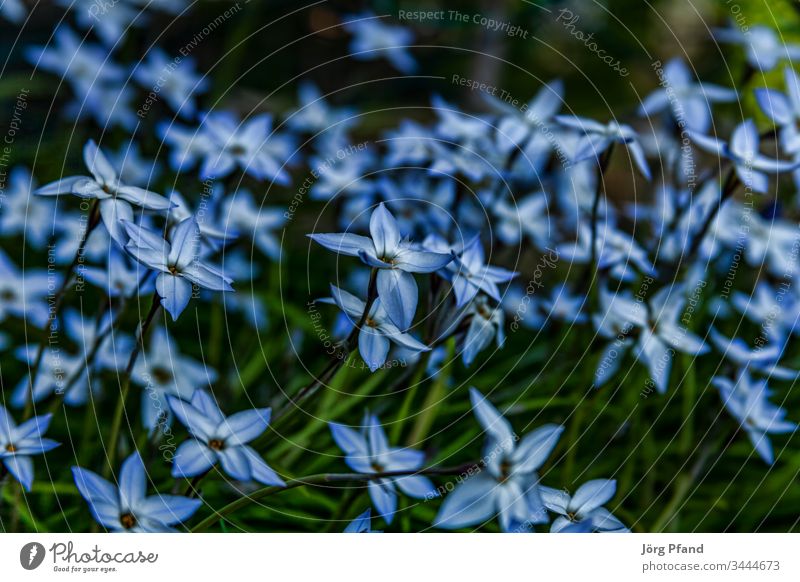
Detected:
[
  {"left": 122, "top": 217, "right": 234, "bottom": 320},
  {"left": 435, "top": 388, "right": 563, "bottom": 532},
  {"left": 168, "top": 390, "right": 285, "bottom": 486},
  {"left": 713, "top": 370, "right": 797, "bottom": 464},
  {"left": 330, "top": 413, "right": 437, "bottom": 524},
  {"left": 320, "top": 286, "right": 430, "bottom": 372},
  {"left": 0, "top": 406, "right": 60, "bottom": 491},
  {"left": 72, "top": 451, "right": 201, "bottom": 532},
  {"left": 309, "top": 203, "right": 453, "bottom": 329},
  {"left": 344, "top": 508, "right": 380, "bottom": 533},
  {"left": 440, "top": 237, "right": 517, "bottom": 308}
]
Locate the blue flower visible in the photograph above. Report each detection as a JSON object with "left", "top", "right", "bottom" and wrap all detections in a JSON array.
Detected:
[
  {"left": 438, "top": 237, "right": 517, "bottom": 308},
  {"left": 713, "top": 370, "right": 797, "bottom": 464},
  {"left": 287, "top": 81, "right": 357, "bottom": 134},
  {"left": 161, "top": 112, "right": 293, "bottom": 183},
  {"left": 0, "top": 166, "right": 56, "bottom": 249},
  {"left": 83, "top": 248, "right": 151, "bottom": 299},
  {"left": 122, "top": 217, "right": 234, "bottom": 320},
  {"left": 220, "top": 189, "right": 286, "bottom": 260},
  {"left": 557, "top": 219, "right": 655, "bottom": 282},
  {"left": 0, "top": 249, "right": 53, "bottom": 328},
  {"left": 594, "top": 285, "right": 709, "bottom": 393},
  {"left": 12, "top": 346, "right": 87, "bottom": 406},
  {"left": 639, "top": 58, "right": 736, "bottom": 133},
  {"left": 72, "top": 452, "right": 201, "bottom": 532},
  {"left": 715, "top": 25, "right": 800, "bottom": 72},
  {"left": 435, "top": 388, "right": 563, "bottom": 532},
  {"left": 688, "top": 120, "right": 799, "bottom": 194},
  {"left": 26, "top": 27, "right": 124, "bottom": 98},
  {"left": 540, "top": 480, "right": 629, "bottom": 533},
  {"left": 461, "top": 296, "right": 506, "bottom": 366},
  {"left": 0, "top": 407, "right": 59, "bottom": 491},
  {"left": 132, "top": 327, "right": 216, "bottom": 431},
  {"left": 309, "top": 203, "right": 452, "bottom": 329},
  {"left": 708, "top": 328, "right": 797, "bottom": 381},
  {"left": 321, "top": 285, "right": 430, "bottom": 372},
  {"left": 1, "top": 0, "right": 25, "bottom": 22},
  {"left": 344, "top": 508, "right": 381, "bottom": 532},
  {"left": 168, "top": 390, "right": 285, "bottom": 487},
  {"left": 555, "top": 115, "right": 651, "bottom": 179},
  {"left": 755, "top": 67, "right": 800, "bottom": 156},
  {"left": 35, "top": 140, "right": 173, "bottom": 246},
  {"left": 343, "top": 13, "right": 417, "bottom": 73},
  {"left": 330, "top": 413, "right": 437, "bottom": 524},
  {"left": 132, "top": 49, "right": 209, "bottom": 118},
  {"left": 484, "top": 79, "right": 564, "bottom": 158}
]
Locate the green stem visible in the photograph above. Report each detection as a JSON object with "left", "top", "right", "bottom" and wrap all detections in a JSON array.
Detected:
[
  {"left": 104, "top": 292, "right": 161, "bottom": 477},
  {"left": 190, "top": 463, "right": 476, "bottom": 532}
]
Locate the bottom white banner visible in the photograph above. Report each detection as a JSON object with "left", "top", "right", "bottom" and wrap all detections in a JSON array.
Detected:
[{"left": 0, "top": 534, "right": 796, "bottom": 580}]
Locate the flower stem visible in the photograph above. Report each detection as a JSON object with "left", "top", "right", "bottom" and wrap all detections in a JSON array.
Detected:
[
  {"left": 103, "top": 292, "right": 161, "bottom": 477},
  {"left": 190, "top": 463, "right": 477, "bottom": 532},
  {"left": 274, "top": 268, "right": 379, "bottom": 422}
]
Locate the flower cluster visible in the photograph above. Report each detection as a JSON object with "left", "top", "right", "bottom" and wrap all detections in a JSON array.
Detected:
[{"left": 2, "top": 3, "right": 799, "bottom": 535}]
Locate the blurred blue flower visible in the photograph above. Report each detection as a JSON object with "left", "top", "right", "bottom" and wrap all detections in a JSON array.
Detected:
[
  {"left": 716, "top": 25, "right": 800, "bottom": 71},
  {"left": 132, "top": 327, "right": 216, "bottom": 431},
  {"left": 688, "top": 120, "right": 799, "bottom": 193},
  {"left": 133, "top": 49, "right": 209, "bottom": 118},
  {"left": 713, "top": 370, "right": 797, "bottom": 463},
  {"left": 639, "top": 58, "right": 736, "bottom": 133},
  {"left": 555, "top": 115, "right": 651, "bottom": 179},
  {"left": 343, "top": 13, "right": 417, "bottom": 73}
]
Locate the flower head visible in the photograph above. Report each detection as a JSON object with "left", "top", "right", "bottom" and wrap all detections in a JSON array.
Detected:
[
  {"left": 72, "top": 452, "right": 201, "bottom": 532},
  {"left": 169, "top": 390, "right": 285, "bottom": 487},
  {"left": 330, "top": 413, "right": 437, "bottom": 524},
  {"left": 0, "top": 407, "right": 59, "bottom": 491}
]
